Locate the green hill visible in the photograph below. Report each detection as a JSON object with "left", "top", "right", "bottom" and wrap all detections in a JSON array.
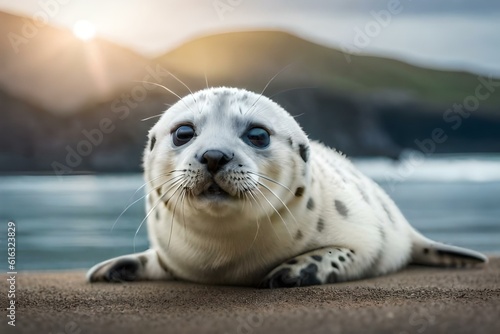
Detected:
[{"left": 156, "top": 30, "right": 500, "bottom": 109}]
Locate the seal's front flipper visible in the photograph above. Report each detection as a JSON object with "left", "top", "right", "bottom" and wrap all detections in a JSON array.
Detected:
[
  {"left": 259, "top": 247, "right": 363, "bottom": 288},
  {"left": 410, "top": 230, "right": 488, "bottom": 267},
  {"left": 86, "top": 249, "right": 172, "bottom": 283}
]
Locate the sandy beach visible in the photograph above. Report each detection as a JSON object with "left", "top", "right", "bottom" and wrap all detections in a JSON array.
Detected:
[{"left": 1, "top": 258, "right": 499, "bottom": 334}]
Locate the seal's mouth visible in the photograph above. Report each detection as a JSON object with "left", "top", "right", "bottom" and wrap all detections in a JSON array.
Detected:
[{"left": 200, "top": 182, "right": 232, "bottom": 199}]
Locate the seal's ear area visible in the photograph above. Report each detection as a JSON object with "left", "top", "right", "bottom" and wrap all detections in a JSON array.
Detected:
[
  {"left": 410, "top": 231, "right": 488, "bottom": 267},
  {"left": 298, "top": 143, "right": 310, "bottom": 163},
  {"left": 86, "top": 249, "right": 172, "bottom": 283},
  {"left": 149, "top": 135, "right": 156, "bottom": 151}
]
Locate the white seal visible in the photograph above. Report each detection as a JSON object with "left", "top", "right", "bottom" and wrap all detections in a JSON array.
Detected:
[{"left": 87, "top": 87, "right": 487, "bottom": 288}]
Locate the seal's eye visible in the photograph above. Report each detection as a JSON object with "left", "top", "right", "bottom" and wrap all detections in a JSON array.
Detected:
[
  {"left": 244, "top": 127, "right": 270, "bottom": 148},
  {"left": 172, "top": 125, "right": 195, "bottom": 146}
]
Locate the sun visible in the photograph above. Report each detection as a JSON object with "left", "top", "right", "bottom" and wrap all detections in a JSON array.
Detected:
[{"left": 73, "top": 20, "right": 96, "bottom": 41}]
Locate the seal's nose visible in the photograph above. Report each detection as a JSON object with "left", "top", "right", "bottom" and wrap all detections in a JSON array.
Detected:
[{"left": 199, "top": 150, "right": 232, "bottom": 174}]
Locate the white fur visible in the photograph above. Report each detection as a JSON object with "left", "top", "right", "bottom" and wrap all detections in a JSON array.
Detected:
[
  {"left": 143, "top": 87, "right": 413, "bottom": 285},
  {"left": 88, "top": 87, "right": 487, "bottom": 286}
]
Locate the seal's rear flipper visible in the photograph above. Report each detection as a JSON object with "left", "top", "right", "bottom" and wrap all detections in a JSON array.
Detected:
[{"left": 410, "top": 230, "right": 488, "bottom": 267}]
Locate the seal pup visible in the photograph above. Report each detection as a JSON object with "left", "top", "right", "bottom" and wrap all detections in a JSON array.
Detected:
[{"left": 87, "top": 87, "right": 488, "bottom": 288}]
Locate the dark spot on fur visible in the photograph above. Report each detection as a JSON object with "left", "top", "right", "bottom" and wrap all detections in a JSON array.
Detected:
[
  {"left": 288, "top": 137, "right": 293, "bottom": 147},
  {"left": 150, "top": 136, "right": 156, "bottom": 151},
  {"left": 101, "top": 259, "right": 140, "bottom": 283},
  {"left": 311, "top": 255, "right": 322, "bottom": 262},
  {"left": 287, "top": 259, "right": 298, "bottom": 265},
  {"left": 350, "top": 249, "right": 355, "bottom": 254},
  {"left": 327, "top": 271, "right": 338, "bottom": 283},
  {"left": 298, "top": 144, "right": 310, "bottom": 163},
  {"left": 333, "top": 165, "right": 348, "bottom": 183},
  {"left": 335, "top": 200, "right": 349, "bottom": 217},
  {"left": 338, "top": 256, "right": 345, "bottom": 262},
  {"left": 382, "top": 202, "right": 396, "bottom": 225},
  {"left": 138, "top": 255, "right": 148, "bottom": 266},
  {"left": 378, "top": 225, "right": 387, "bottom": 243},
  {"left": 156, "top": 188, "right": 162, "bottom": 196},
  {"left": 331, "top": 262, "right": 339, "bottom": 269},
  {"left": 156, "top": 254, "right": 169, "bottom": 272},
  {"left": 155, "top": 210, "right": 160, "bottom": 220},
  {"left": 307, "top": 198, "right": 315, "bottom": 210},
  {"left": 295, "top": 229, "right": 303, "bottom": 240},
  {"left": 262, "top": 268, "right": 296, "bottom": 288},
  {"left": 298, "top": 263, "right": 321, "bottom": 286},
  {"left": 436, "top": 249, "right": 487, "bottom": 262},
  {"left": 355, "top": 182, "right": 370, "bottom": 203},
  {"left": 295, "top": 187, "right": 305, "bottom": 197},
  {"left": 316, "top": 218, "right": 324, "bottom": 232}
]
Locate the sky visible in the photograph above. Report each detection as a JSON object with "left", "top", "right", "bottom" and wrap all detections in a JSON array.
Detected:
[{"left": 1, "top": 0, "right": 499, "bottom": 76}]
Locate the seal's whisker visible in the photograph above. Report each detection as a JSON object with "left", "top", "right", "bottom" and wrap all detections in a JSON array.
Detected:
[
  {"left": 238, "top": 180, "right": 260, "bottom": 241},
  {"left": 141, "top": 105, "right": 173, "bottom": 122},
  {"left": 253, "top": 186, "right": 293, "bottom": 239},
  {"left": 245, "top": 63, "right": 295, "bottom": 115},
  {"left": 165, "top": 70, "right": 196, "bottom": 104},
  {"left": 133, "top": 80, "right": 195, "bottom": 115},
  {"left": 248, "top": 171, "right": 294, "bottom": 195},
  {"left": 142, "top": 175, "right": 185, "bottom": 220},
  {"left": 199, "top": 95, "right": 209, "bottom": 115},
  {"left": 204, "top": 71, "right": 209, "bottom": 89},
  {"left": 141, "top": 114, "right": 163, "bottom": 122},
  {"left": 126, "top": 170, "right": 182, "bottom": 204},
  {"left": 180, "top": 190, "right": 188, "bottom": 238},
  {"left": 112, "top": 173, "right": 184, "bottom": 231},
  {"left": 239, "top": 187, "right": 247, "bottom": 212},
  {"left": 166, "top": 182, "right": 187, "bottom": 251},
  {"left": 267, "top": 86, "right": 317, "bottom": 100},
  {"left": 243, "top": 188, "right": 261, "bottom": 250},
  {"left": 247, "top": 187, "right": 281, "bottom": 242},
  {"left": 132, "top": 197, "right": 163, "bottom": 252},
  {"left": 134, "top": 178, "right": 185, "bottom": 251},
  {"left": 132, "top": 177, "right": 186, "bottom": 250},
  {"left": 158, "top": 176, "right": 186, "bottom": 201},
  {"left": 256, "top": 180, "right": 298, "bottom": 227}
]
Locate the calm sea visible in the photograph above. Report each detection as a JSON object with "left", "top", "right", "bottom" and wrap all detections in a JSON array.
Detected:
[{"left": 1, "top": 155, "right": 499, "bottom": 271}]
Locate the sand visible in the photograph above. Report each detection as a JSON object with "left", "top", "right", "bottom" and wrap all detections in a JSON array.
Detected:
[{"left": 1, "top": 258, "right": 499, "bottom": 334}]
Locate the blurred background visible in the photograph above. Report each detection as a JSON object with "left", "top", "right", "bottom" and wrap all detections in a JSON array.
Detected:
[{"left": 0, "top": 0, "right": 499, "bottom": 271}]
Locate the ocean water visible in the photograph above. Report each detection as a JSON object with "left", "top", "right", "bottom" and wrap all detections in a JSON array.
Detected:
[{"left": 0, "top": 155, "right": 499, "bottom": 271}]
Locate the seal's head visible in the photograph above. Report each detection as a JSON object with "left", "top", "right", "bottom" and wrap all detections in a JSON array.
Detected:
[{"left": 144, "top": 87, "right": 310, "bottom": 223}]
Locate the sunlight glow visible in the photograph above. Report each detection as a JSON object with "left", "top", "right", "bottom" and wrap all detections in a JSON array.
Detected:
[{"left": 73, "top": 20, "right": 97, "bottom": 41}]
